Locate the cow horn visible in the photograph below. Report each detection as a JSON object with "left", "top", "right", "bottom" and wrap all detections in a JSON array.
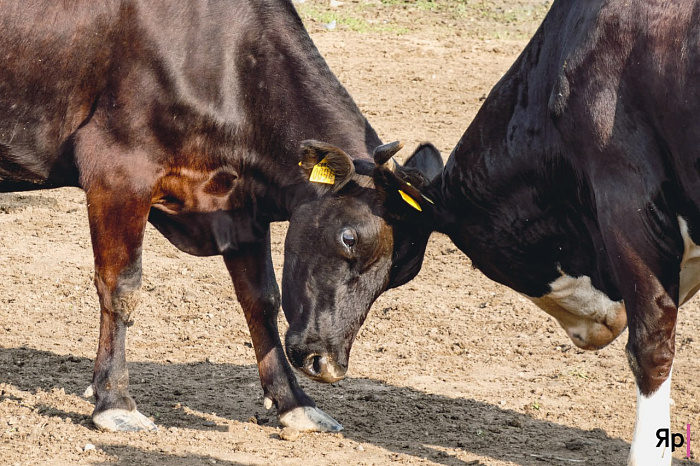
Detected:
[{"left": 373, "top": 141, "right": 404, "bottom": 170}]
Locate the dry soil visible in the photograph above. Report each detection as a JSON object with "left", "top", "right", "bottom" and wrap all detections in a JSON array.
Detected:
[{"left": 1, "top": 1, "right": 699, "bottom": 465}]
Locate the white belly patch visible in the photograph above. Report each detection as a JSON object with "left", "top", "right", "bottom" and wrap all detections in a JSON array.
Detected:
[
  {"left": 528, "top": 272, "right": 627, "bottom": 350},
  {"left": 527, "top": 217, "right": 700, "bottom": 349}
]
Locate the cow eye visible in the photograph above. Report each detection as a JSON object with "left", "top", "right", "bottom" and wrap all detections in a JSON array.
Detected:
[{"left": 341, "top": 229, "right": 357, "bottom": 248}]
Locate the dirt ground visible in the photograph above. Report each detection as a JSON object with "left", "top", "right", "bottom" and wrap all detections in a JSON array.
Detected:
[{"left": 1, "top": 1, "right": 699, "bottom": 465}]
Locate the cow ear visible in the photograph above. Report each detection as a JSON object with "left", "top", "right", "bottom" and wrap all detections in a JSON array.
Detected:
[
  {"left": 403, "top": 142, "right": 443, "bottom": 181},
  {"left": 373, "top": 163, "right": 435, "bottom": 221},
  {"left": 372, "top": 140, "right": 440, "bottom": 220},
  {"left": 299, "top": 140, "right": 355, "bottom": 192},
  {"left": 203, "top": 168, "right": 238, "bottom": 196}
]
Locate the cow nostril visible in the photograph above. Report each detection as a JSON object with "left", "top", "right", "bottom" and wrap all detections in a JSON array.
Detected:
[
  {"left": 303, "top": 354, "right": 326, "bottom": 376},
  {"left": 299, "top": 353, "right": 347, "bottom": 383},
  {"left": 311, "top": 355, "right": 324, "bottom": 375}
]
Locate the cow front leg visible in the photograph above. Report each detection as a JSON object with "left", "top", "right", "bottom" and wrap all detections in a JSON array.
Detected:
[
  {"left": 85, "top": 188, "right": 156, "bottom": 432},
  {"left": 626, "top": 291, "right": 677, "bottom": 466},
  {"left": 599, "top": 227, "right": 679, "bottom": 466},
  {"left": 224, "top": 231, "right": 342, "bottom": 432}
]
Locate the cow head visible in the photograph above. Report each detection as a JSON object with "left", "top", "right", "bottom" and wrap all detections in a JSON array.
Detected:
[{"left": 282, "top": 140, "right": 443, "bottom": 383}]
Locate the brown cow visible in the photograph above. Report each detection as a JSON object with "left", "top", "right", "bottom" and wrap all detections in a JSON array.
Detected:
[{"left": 0, "top": 0, "right": 439, "bottom": 433}]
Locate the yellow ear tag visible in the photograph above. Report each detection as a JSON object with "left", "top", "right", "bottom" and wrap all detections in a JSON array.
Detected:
[
  {"left": 309, "top": 157, "right": 336, "bottom": 185},
  {"left": 398, "top": 189, "right": 422, "bottom": 211}
]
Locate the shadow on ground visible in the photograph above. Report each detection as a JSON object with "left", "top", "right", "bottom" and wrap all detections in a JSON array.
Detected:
[{"left": 1, "top": 346, "right": 695, "bottom": 465}]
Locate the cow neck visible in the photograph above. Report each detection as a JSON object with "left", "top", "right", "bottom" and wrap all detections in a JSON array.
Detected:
[
  {"left": 230, "top": 4, "right": 381, "bottom": 221},
  {"left": 431, "top": 23, "right": 563, "bottom": 238},
  {"left": 147, "top": 0, "right": 381, "bottom": 224}
]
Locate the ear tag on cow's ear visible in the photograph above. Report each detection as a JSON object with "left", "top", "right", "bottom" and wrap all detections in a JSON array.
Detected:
[
  {"left": 309, "top": 157, "right": 336, "bottom": 185},
  {"left": 398, "top": 189, "right": 422, "bottom": 211}
]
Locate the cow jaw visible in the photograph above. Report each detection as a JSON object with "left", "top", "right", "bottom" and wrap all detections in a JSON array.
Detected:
[{"left": 528, "top": 273, "right": 627, "bottom": 350}]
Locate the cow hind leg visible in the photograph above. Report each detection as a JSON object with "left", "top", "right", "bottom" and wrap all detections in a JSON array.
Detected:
[{"left": 224, "top": 231, "right": 342, "bottom": 432}]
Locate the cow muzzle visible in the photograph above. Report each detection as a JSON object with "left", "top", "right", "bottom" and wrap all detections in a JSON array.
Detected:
[
  {"left": 284, "top": 322, "right": 351, "bottom": 383},
  {"left": 298, "top": 353, "right": 347, "bottom": 383}
]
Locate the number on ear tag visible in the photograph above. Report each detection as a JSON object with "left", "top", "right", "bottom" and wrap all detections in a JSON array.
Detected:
[
  {"left": 398, "top": 189, "right": 422, "bottom": 211},
  {"left": 309, "top": 157, "right": 336, "bottom": 185}
]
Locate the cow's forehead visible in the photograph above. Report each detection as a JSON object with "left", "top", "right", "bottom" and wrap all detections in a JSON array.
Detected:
[{"left": 303, "top": 193, "right": 381, "bottom": 222}]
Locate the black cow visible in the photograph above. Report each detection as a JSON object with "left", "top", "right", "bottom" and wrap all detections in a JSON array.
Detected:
[
  {"left": 283, "top": 0, "right": 698, "bottom": 463},
  {"left": 0, "top": 0, "right": 438, "bottom": 433}
]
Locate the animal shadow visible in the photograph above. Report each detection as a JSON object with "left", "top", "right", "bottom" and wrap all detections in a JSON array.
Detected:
[{"left": 1, "top": 346, "right": 696, "bottom": 465}]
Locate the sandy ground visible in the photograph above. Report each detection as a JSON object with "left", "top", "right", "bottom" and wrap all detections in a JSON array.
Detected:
[{"left": 1, "top": 1, "right": 699, "bottom": 465}]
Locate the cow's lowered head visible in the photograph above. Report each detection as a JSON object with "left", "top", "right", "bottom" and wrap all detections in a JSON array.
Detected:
[{"left": 282, "top": 140, "right": 443, "bottom": 383}]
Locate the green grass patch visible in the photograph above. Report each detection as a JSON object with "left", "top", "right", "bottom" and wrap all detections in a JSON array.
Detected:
[
  {"left": 296, "top": 3, "right": 410, "bottom": 34},
  {"left": 295, "top": 0, "right": 551, "bottom": 39}
]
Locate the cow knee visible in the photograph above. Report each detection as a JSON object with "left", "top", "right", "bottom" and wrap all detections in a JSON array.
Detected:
[
  {"left": 111, "top": 289, "right": 141, "bottom": 323},
  {"left": 261, "top": 286, "right": 281, "bottom": 312},
  {"left": 626, "top": 340, "right": 674, "bottom": 395},
  {"left": 94, "top": 273, "right": 142, "bottom": 324},
  {"left": 247, "top": 284, "right": 280, "bottom": 321}
]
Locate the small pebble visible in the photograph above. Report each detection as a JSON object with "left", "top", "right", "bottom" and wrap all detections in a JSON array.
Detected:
[
  {"left": 84, "top": 443, "right": 96, "bottom": 452},
  {"left": 279, "top": 427, "right": 300, "bottom": 441},
  {"left": 356, "top": 445, "right": 365, "bottom": 452}
]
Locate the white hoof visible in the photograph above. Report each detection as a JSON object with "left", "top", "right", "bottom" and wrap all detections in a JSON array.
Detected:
[
  {"left": 93, "top": 409, "right": 158, "bottom": 432},
  {"left": 279, "top": 406, "right": 343, "bottom": 432},
  {"left": 264, "top": 397, "right": 274, "bottom": 410},
  {"left": 83, "top": 385, "right": 94, "bottom": 398}
]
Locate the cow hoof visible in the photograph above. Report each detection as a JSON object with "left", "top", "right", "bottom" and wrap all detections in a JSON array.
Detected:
[
  {"left": 93, "top": 409, "right": 158, "bottom": 432},
  {"left": 279, "top": 406, "right": 343, "bottom": 432},
  {"left": 83, "top": 384, "right": 94, "bottom": 398}
]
